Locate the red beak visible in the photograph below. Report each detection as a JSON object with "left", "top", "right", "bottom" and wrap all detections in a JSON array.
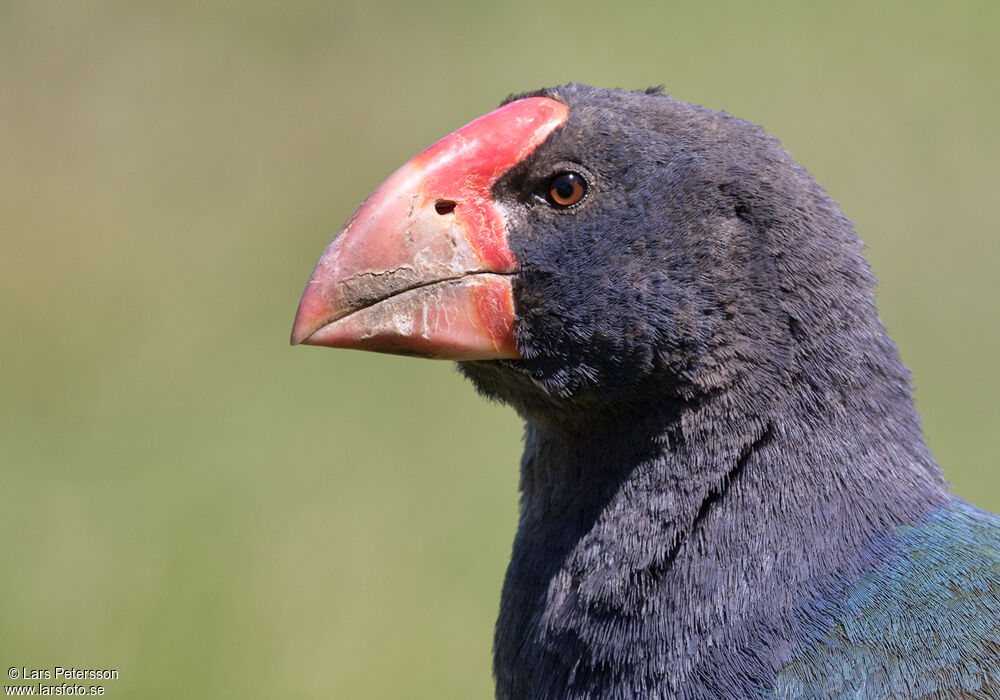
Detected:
[{"left": 290, "top": 97, "right": 568, "bottom": 360}]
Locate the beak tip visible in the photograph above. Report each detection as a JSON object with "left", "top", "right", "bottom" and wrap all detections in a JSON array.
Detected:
[
  {"left": 290, "top": 310, "right": 317, "bottom": 346},
  {"left": 290, "top": 320, "right": 315, "bottom": 346},
  {"left": 291, "top": 281, "right": 329, "bottom": 346}
]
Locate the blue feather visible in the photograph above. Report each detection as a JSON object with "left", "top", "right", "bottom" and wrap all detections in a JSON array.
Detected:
[{"left": 779, "top": 499, "right": 1000, "bottom": 698}]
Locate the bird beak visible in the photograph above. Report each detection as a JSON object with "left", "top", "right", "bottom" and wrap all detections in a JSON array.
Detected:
[{"left": 290, "top": 97, "right": 568, "bottom": 360}]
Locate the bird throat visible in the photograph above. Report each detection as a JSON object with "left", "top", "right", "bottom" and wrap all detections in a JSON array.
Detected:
[{"left": 492, "top": 388, "right": 948, "bottom": 698}]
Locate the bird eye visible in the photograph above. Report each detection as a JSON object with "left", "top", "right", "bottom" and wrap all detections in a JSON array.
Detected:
[{"left": 547, "top": 172, "right": 586, "bottom": 207}]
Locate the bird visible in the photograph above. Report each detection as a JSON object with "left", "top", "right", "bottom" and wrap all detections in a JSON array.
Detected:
[{"left": 290, "top": 84, "right": 1000, "bottom": 699}]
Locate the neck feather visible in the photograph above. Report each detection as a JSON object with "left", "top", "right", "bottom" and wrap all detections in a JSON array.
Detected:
[{"left": 494, "top": 369, "right": 948, "bottom": 698}]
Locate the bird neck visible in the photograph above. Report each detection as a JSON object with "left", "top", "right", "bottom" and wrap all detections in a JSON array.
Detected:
[{"left": 494, "top": 374, "right": 949, "bottom": 697}]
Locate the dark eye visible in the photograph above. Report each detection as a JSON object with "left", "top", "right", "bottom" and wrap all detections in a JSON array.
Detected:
[{"left": 547, "top": 172, "right": 587, "bottom": 207}]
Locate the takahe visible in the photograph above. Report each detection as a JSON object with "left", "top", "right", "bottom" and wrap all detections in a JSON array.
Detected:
[{"left": 291, "top": 84, "right": 1000, "bottom": 699}]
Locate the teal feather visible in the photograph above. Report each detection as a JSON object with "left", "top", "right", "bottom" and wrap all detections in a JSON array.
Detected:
[{"left": 778, "top": 499, "right": 1000, "bottom": 698}]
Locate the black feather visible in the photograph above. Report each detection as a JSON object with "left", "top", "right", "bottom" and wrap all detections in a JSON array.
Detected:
[{"left": 456, "top": 84, "right": 1000, "bottom": 699}]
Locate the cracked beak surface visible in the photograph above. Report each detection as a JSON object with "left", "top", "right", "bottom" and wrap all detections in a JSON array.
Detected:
[{"left": 290, "top": 97, "right": 568, "bottom": 360}]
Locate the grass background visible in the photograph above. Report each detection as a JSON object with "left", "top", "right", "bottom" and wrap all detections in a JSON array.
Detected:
[{"left": 2, "top": 1, "right": 997, "bottom": 697}]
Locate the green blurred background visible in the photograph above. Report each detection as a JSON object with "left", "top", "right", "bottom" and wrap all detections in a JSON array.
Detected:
[{"left": 2, "top": 1, "right": 997, "bottom": 697}]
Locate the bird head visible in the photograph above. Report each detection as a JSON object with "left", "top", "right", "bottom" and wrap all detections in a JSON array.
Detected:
[{"left": 292, "top": 84, "right": 877, "bottom": 423}]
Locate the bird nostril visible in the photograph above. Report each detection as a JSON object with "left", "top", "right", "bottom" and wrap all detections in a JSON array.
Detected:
[{"left": 435, "top": 200, "right": 457, "bottom": 215}]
